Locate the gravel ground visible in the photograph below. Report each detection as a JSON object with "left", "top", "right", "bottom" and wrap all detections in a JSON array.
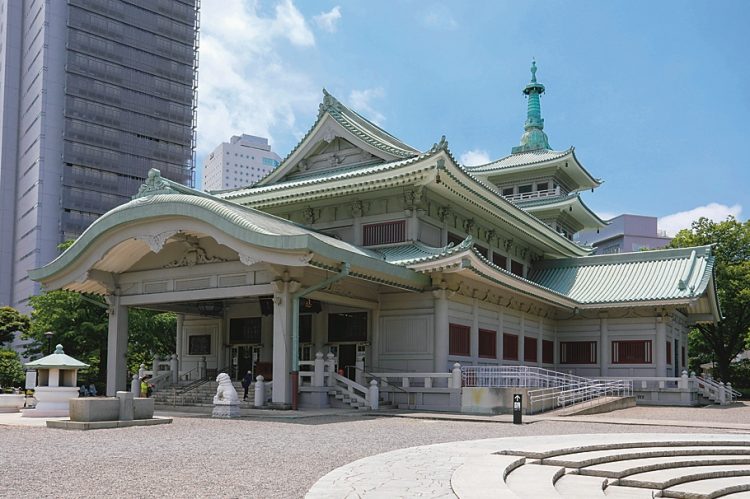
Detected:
[
  {"left": 590, "top": 401, "right": 750, "bottom": 424},
  {"left": 1, "top": 411, "right": 748, "bottom": 499}
]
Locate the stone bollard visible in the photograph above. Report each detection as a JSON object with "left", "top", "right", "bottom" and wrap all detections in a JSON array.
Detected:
[
  {"left": 254, "top": 375, "right": 265, "bottom": 407},
  {"left": 451, "top": 362, "right": 462, "bottom": 389},
  {"left": 313, "top": 352, "right": 324, "bottom": 387},
  {"left": 131, "top": 374, "right": 141, "bottom": 397},
  {"left": 117, "top": 391, "right": 134, "bottom": 421},
  {"left": 727, "top": 382, "right": 734, "bottom": 402},
  {"left": 719, "top": 382, "right": 727, "bottom": 405},
  {"left": 170, "top": 354, "right": 178, "bottom": 385},
  {"left": 138, "top": 364, "right": 146, "bottom": 379},
  {"left": 369, "top": 380, "right": 379, "bottom": 410}
]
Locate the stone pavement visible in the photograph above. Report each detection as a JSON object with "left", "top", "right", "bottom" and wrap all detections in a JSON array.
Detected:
[{"left": 306, "top": 433, "right": 750, "bottom": 498}]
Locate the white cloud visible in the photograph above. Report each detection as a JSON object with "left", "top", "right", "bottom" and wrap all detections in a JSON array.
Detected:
[
  {"left": 421, "top": 6, "right": 458, "bottom": 31},
  {"left": 314, "top": 6, "right": 341, "bottom": 33},
  {"left": 460, "top": 149, "right": 490, "bottom": 166},
  {"left": 348, "top": 88, "right": 386, "bottom": 126},
  {"left": 658, "top": 203, "right": 743, "bottom": 236},
  {"left": 196, "top": 0, "right": 318, "bottom": 170}
]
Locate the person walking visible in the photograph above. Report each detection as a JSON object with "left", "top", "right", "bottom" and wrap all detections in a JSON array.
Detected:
[{"left": 241, "top": 371, "right": 253, "bottom": 401}]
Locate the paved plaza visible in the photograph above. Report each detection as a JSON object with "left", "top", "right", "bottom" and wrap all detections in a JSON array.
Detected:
[{"left": 1, "top": 404, "right": 749, "bottom": 498}]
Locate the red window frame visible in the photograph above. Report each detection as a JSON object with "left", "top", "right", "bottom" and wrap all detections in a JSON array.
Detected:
[
  {"left": 503, "top": 333, "right": 519, "bottom": 361},
  {"left": 542, "top": 340, "right": 554, "bottom": 364},
  {"left": 449, "top": 323, "right": 470, "bottom": 356},
  {"left": 612, "top": 340, "right": 652, "bottom": 364},
  {"left": 560, "top": 341, "right": 597, "bottom": 364},
  {"left": 524, "top": 337, "right": 538, "bottom": 362},
  {"left": 478, "top": 329, "right": 496, "bottom": 359},
  {"left": 510, "top": 260, "right": 524, "bottom": 276},
  {"left": 492, "top": 253, "right": 507, "bottom": 269},
  {"left": 666, "top": 341, "right": 672, "bottom": 365}
]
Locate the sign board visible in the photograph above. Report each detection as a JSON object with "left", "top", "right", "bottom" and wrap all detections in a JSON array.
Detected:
[
  {"left": 513, "top": 393, "right": 522, "bottom": 424},
  {"left": 25, "top": 370, "right": 37, "bottom": 390}
]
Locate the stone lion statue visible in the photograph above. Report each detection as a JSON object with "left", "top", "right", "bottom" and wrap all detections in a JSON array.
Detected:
[{"left": 213, "top": 372, "right": 239, "bottom": 405}]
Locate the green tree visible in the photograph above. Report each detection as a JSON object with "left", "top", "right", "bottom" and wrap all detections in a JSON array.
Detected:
[
  {"left": 0, "top": 348, "right": 25, "bottom": 389},
  {"left": 669, "top": 216, "right": 750, "bottom": 382},
  {"left": 0, "top": 306, "right": 30, "bottom": 346}
]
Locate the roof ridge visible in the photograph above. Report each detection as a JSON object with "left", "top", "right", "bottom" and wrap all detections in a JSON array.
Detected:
[{"left": 535, "top": 245, "right": 713, "bottom": 268}]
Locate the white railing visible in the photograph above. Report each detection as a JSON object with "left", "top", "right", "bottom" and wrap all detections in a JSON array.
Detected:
[
  {"left": 528, "top": 379, "right": 632, "bottom": 414},
  {"left": 461, "top": 365, "right": 591, "bottom": 389},
  {"left": 331, "top": 373, "right": 370, "bottom": 406},
  {"left": 505, "top": 187, "right": 561, "bottom": 202},
  {"left": 696, "top": 376, "right": 740, "bottom": 404},
  {"left": 365, "top": 371, "right": 457, "bottom": 389}
]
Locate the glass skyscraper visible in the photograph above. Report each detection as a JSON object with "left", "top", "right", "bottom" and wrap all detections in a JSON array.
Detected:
[{"left": 0, "top": 0, "right": 199, "bottom": 311}]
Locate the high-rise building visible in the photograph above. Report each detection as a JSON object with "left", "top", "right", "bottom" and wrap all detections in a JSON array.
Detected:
[
  {"left": 0, "top": 0, "right": 199, "bottom": 312},
  {"left": 575, "top": 214, "right": 672, "bottom": 254},
  {"left": 202, "top": 134, "right": 281, "bottom": 191}
]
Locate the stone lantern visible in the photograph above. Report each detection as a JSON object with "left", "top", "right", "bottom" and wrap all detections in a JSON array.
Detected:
[{"left": 23, "top": 344, "right": 89, "bottom": 417}]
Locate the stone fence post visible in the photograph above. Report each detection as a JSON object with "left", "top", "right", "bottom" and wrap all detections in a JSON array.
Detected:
[
  {"left": 313, "top": 352, "right": 324, "bottom": 387},
  {"left": 198, "top": 356, "right": 207, "bottom": 380},
  {"left": 451, "top": 362, "right": 462, "bottom": 389},
  {"left": 325, "top": 353, "right": 336, "bottom": 387},
  {"left": 678, "top": 370, "right": 689, "bottom": 390},
  {"left": 719, "top": 382, "right": 727, "bottom": 405},
  {"left": 138, "top": 364, "right": 146, "bottom": 379},
  {"left": 355, "top": 356, "right": 365, "bottom": 386},
  {"left": 369, "top": 380, "right": 379, "bottom": 410},
  {"left": 152, "top": 355, "right": 159, "bottom": 375}
]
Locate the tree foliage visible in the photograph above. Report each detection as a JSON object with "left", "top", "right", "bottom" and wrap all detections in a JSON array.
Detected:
[
  {"left": 0, "top": 348, "right": 25, "bottom": 388},
  {"left": 23, "top": 289, "right": 176, "bottom": 383},
  {"left": 669, "top": 216, "right": 750, "bottom": 382},
  {"left": 0, "top": 306, "right": 30, "bottom": 346}
]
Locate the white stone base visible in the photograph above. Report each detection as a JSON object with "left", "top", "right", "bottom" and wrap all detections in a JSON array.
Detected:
[
  {"left": 0, "top": 394, "right": 26, "bottom": 413},
  {"left": 21, "top": 408, "right": 71, "bottom": 418},
  {"left": 212, "top": 404, "right": 240, "bottom": 418}
]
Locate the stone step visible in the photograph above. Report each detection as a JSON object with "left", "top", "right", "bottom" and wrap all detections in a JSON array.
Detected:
[
  {"left": 505, "top": 463, "right": 565, "bottom": 497},
  {"left": 544, "top": 445, "right": 750, "bottom": 468},
  {"left": 553, "top": 473, "right": 607, "bottom": 497},
  {"left": 450, "top": 455, "right": 523, "bottom": 498},
  {"left": 551, "top": 396, "right": 635, "bottom": 417},
  {"left": 664, "top": 476, "right": 750, "bottom": 498},
  {"left": 620, "top": 464, "right": 750, "bottom": 490},
  {"left": 584, "top": 455, "right": 750, "bottom": 479},
  {"left": 603, "top": 485, "right": 659, "bottom": 497}
]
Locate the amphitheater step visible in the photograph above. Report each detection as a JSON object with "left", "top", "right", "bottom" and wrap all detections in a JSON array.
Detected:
[
  {"left": 450, "top": 455, "right": 523, "bottom": 498},
  {"left": 663, "top": 476, "right": 750, "bottom": 498},
  {"left": 583, "top": 455, "right": 750, "bottom": 479},
  {"left": 505, "top": 463, "right": 565, "bottom": 497},
  {"left": 553, "top": 473, "right": 607, "bottom": 497}
]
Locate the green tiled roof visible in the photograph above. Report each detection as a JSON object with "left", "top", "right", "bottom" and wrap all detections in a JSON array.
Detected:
[
  {"left": 26, "top": 345, "right": 89, "bottom": 369},
  {"left": 465, "top": 148, "right": 571, "bottom": 171},
  {"left": 527, "top": 246, "right": 715, "bottom": 304},
  {"left": 376, "top": 237, "right": 474, "bottom": 265}
]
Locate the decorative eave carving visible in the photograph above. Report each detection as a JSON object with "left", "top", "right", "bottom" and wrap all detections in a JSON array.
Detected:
[
  {"left": 134, "top": 169, "right": 178, "bottom": 198},
  {"left": 163, "top": 236, "right": 227, "bottom": 268},
  {"left": 135, "top": 230, "right": 179, "bottom": 254}
]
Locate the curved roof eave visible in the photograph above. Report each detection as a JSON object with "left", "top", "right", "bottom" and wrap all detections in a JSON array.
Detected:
[
  {"left": 519, "top": 193, "right": 608, "bottom": 229},
  {"left": 28, "top": 194, "right": 428, "bottom": 291}
]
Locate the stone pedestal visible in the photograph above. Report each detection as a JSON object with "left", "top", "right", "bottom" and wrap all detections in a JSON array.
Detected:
[{"left": 211, "top": 404, "right": 240, "bottom": 418}]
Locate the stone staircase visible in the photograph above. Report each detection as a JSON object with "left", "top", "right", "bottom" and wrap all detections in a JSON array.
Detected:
[{"left": 152, "top": 380, "right": 268, "bottom": 409}]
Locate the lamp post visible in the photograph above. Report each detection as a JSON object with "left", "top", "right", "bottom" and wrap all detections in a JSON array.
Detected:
[{"left": 44, "top": 331, "right": 54, "bottom": 355}]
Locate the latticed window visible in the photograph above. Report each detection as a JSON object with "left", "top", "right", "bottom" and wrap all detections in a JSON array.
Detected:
[
  {"left": 542, "top": 340, "right": 554, "bottom": 364},
  {"left": 363, "top": 220, "right": 406, "bottom": 246},
  {"left": 478, "top": 329, "right": 496, "bottom": 358},
  {"left": 503, "top": 333, "right": 519, "bottom": 360},
  {"left": 449, "top": 324, "right": 470, "bottom": 356},
  {"left": 524, "top": 337, "right": 538, "bottom": 362},
  {"left": 612, "top": 340, "right": 652, "bottom": 364},
  {"left": 560, "top": 341, "right": 597, "bottom": 364}
]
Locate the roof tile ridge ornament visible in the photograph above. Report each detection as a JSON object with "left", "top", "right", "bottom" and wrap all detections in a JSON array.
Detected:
[
  {"left": 319, "top": 88, "right": 342, "bottom": 118},
  {"left": 134, "top": 169, "right": 179, "bottom": 199},
  {"left": 430, "top": 135, "right": 449, "bottom": 153}
]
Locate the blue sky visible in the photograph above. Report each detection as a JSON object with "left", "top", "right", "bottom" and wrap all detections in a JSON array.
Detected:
[{"left": 195, "top": 0, "right": 748, "bottom": 235}]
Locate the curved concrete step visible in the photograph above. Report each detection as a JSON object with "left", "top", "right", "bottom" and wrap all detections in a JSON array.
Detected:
[
  {"left": 663, "top": 476, "right": 750, "bottom": 498},
  {"left": 620, "top": 465, "right": 750, "bottom": 490},
  {"left": 584, "top": 455, "right": 750, "bottom": 479},
  {"left": 450, "top": 455, "right": 524, "bottom": 498},
  {"left": 554, "top": 473, "right": 607, "bottom": 497},
  {"left": 545, "top": 445, "right": 750, "bottom": 468},
  {"left": 505, "top": 463, "right": 565, "bottom": 497}
]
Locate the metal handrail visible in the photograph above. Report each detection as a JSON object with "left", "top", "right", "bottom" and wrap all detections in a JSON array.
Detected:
[
  {"left": 461, "top": 365, "right": 592, "bottom": 389},
  {"left": 348, "top": 365, "right": 408, "bottom": 394}
]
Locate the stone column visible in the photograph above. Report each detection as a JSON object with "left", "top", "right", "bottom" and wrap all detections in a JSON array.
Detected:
[
  {"left": 537, "top": 334, "right": 543, "bottom": 367},
  {"left": 655, "top": 315, "right": 667, "bottom": 377},
  {"left": 272, "top": 279, "right": 295, "bottom": 405},
  {"left": 518, "top": 315, "right": 525, "bottom": 364},
  {"left": 175, "top": 313, "right": 184, "bottom": 374},
  {"left": 433, "top": 288, "right": 449, "bottom": 373},
  {"left": 106, "top": 297, "right": 129, "bottom": 396},
  {"left": 370, "top": 307, "right": 380, "bottom": 372},
  {"left": 599, "top": 313, "right": 609, "bottom": 377},
  {"left": 470, "top": 298, "right": 479, "bottom": 360}
]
